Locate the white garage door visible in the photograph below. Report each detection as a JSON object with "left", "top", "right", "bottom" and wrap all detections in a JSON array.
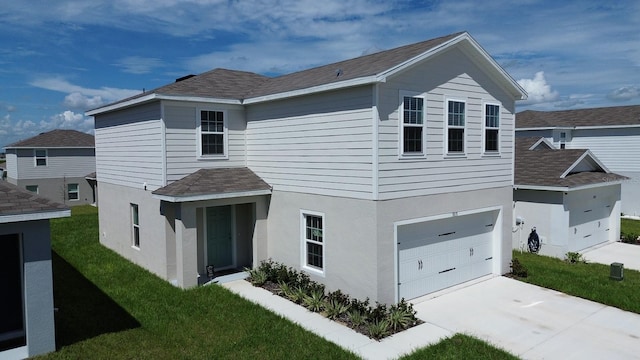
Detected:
[
  {"left": 569, "top": 203, "right": 613, "bottom": 252},
  {"left": 398, "top": 210, "right": 498, "bottom": 300}
]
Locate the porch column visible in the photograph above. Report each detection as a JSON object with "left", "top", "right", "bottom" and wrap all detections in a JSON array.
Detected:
[
  {"left": 175, "top": 204, "right": 198, "bottom": 288},
  {"left": 253, "top": 196, "right": 269, "bottom": 268}
]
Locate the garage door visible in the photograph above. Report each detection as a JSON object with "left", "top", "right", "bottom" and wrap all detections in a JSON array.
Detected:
[
  {"left": 398, "top": 210, "right": 498, "bottom": 300},
  {"left": 569, "top": 203, "right": 613, "bottom": 252}
]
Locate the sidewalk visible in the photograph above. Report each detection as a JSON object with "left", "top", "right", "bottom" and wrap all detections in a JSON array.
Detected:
[{"left": 222, "top": 280, "right": 452, "bottom": 360}]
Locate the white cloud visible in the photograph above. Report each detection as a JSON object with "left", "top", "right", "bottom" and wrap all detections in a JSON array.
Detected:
[
  {"left": 64, "top": 92, "right": 105, "bottom": 110},
  {"left": 114, "top": 56, "right": 164, "bottom": 74},
  {"left": 607, "top": 86, "right": 639, "bottom": 101},
  {"left": 517, "top": 72, "right": 559, "bottom": 104},
  {"left": 30, "top": 76, "right": 140, "bottom": 110}
]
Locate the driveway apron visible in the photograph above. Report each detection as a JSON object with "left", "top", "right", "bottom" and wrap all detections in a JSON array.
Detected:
[{"left": 411, "top": 276, "right": 640, "bottom": 359}]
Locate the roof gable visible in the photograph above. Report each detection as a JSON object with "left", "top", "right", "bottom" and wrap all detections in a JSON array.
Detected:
[
  {"left": 516, "top": 105, "right": 640, "bottom": 129},
  {"left": 514, "top": 137, "right": 626, "bottom": 189},
  {"left": 88, "top": 31, "right": 526, "bottom": 115},
  {"left": 6, "top": 129, "right": 95, "bottom": 149}
]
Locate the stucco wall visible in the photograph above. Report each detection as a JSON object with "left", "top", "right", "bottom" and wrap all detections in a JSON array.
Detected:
[
  {"left": 14, "top": 177, "right": 95, "bottom": 206},
  {"left": 0, "top": 220, "right": 56, "bottom": 358}
]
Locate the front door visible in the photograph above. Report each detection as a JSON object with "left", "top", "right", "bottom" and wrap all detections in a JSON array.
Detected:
[{"left": 206, "top": 206, "right": 233, "bottom": 270}]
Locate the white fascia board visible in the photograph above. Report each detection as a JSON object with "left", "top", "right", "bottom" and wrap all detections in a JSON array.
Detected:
[
  {"left": 573, "top": 124, "right": 640, "bottom": 130},
  {"left": 244, "top": 76, "right": 379, "bottom": 104},
  {"left": 0, "top": 209, "right": 71, "bottom": 224},
  {"left": 152, "top": 189, "right": 272, "bottom": 203},
  {"left": 86, "top": 94, "right": 241, "bottom": 116},
  {"left": 515, "top": 127, "right": 562, "bottom": 131},
  {"left": 529, "top": 137, "right": 556, "bottom": 150},
  {"left": 560, "top": 150, "right": 609, "bottom": 178},
  {"left": 515, "top": 181, "right": 622, "bottom": 192},
  {"left": 5, "top": 146, "right": 94, "bottom": 150}
]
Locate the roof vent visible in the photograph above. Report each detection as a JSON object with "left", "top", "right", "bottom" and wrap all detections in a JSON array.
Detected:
[
  {"left": 175, "top": 74, "right": 196, "bottom": 82},
  {"left": 335, "top": 69, "right": 343, "bottom": 77}
]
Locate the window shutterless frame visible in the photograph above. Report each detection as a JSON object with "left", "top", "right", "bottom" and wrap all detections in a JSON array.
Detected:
[
  {"left": 67, "top": 183, "right": 79, "bottom": 201},
  {"left": 483, "top": 103, "right": 500, "bottom": 154},
  {"left": 445, "top": 99, "right": 466, "bottom": 155},
  {"left": 196, "top": 109, "right": 228, "bottom": 159},
  {"left": 399, "top": 92, "right": 426, "bottom": 158},
  {"left": 131, "top": 203, "right": 140, "bottom": 249},
  {"left": 300, "top": 210, "right": 325, "bottom": 276},
  {"left": 34, "top": 149, "right": 47, "bottom": 166}
]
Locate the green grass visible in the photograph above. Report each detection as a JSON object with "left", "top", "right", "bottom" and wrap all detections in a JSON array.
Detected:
[
  {"left": 622, "top": 218, "right": 640, "bottom": 234},
  {"left": 399, "top": 334, "right": 518, "bottom": 360},
  {"left": 40, "top": 205, "right": 517, "bottom": 359},
  {"left": 513, "top": 251, "right": 640, "bottom": 314},
  {"left": 41, "top": 206, "right": 357, "bottom": 359}
]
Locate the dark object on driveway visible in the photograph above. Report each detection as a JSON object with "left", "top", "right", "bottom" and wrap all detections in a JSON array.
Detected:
[{"left": 528, "top": 228, "right": 540, "bottom": 253}]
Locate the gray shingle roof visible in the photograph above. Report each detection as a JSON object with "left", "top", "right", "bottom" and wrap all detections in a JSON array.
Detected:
[
  {"left": 516, "top": 105, "right": 640, "bottom": 128},
  {"left": 514, "top": 137, "right": 628, "bottom": 188},
  {"left": 6, "top": 129, "right": 95, "bottom": 148},
  {"left": 98, "top": 32, "right": 464, "bottom": 109},
  {"left": 152, "top": 167, "right": 271, "bottom": 198},
  {"left": 0, "top": 181, "right": 69, "bottom": 217}
]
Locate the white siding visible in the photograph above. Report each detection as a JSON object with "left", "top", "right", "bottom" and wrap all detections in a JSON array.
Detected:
[
  {"left": 246, "top": 87, "right": 374, "bottom": 199},
  {"left": 376, "top": 46, "right": 516, "bottom": 200},
  {"left": 163, "top": 102, "right": 246, "bottom": 183},
  {"left": 95, "top": 102, "right": 163, "bottom": 190},
  {"left": 12, "top": 148, "right": 94, "bottom": 180},
  {"left": 568, "top": 128, "right": 640, "bottom": 172},
  {"left": 6, "top": 151, "right": 17, "bottom": 180}
]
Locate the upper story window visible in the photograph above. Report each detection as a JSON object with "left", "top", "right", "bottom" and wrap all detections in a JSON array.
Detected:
[
  {"left": 559, "top": 132, "right": 566, "bottom": 149},
  {"left": 484, "top": 104, "right": 500, "bottom": 153},
  {"left": 446, "top": 100, "right": 466, "bottom": 154},
  {"left": 34, "top": 149, "right": 47, "bottom": 166},
  {"left": 198, "top": 110, "right": 227, "bottom": 158},
  {"left": 401, "top": 96, "right": 425, "bottom": 156}
]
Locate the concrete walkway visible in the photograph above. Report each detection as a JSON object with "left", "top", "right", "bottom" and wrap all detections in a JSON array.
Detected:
[
  {"left": 581, "top": 241, "right": 640, "bottom": 271},
  {"left": 222, "top": 276, "right": 640, "bottom": 359}
]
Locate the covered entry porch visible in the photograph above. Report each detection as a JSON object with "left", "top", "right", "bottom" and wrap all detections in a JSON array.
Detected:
[{"left": 152, "top": 168, "right": 271, "bottom": 288}]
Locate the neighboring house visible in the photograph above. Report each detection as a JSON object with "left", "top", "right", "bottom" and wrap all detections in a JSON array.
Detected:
[
  {"left": 513, "top": 137, "right": 627, "bottom": 259},
  {"left": 516, "top": 105, "right": 640, "bottom": 215},
  {"left": 4, "top": 130, "right": 97, "bottom": 206},
  {"left": 0, "top": 181, "right": 70, "bottom": 359},
  {"left": 87, "top": 31, "right": 526, "bottom": 303}
]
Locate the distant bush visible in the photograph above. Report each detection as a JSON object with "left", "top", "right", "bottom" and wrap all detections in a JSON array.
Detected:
[
  {"left": 565, "top": 252, "right": 587, "bottom": 264},
  {"left": 510, "top": 258, "right": 528, "bottom": 278}
]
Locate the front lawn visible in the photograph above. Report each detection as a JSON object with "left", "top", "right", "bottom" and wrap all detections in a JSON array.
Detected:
[
  {"left": 512, "top": 251, "right": 640, "bottom": 314},
  {"left": 41, "top": 205, "right": 517, "bottom": 359}
]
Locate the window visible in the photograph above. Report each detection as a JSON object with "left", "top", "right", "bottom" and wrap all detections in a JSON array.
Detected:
[
  {"left": 25, "top": 185, "right": 38, "bottom": 193},
  {"left": 131, "top": 204, "right": 140, "bottom": 248},
  {"left": 34, "top": 149, "right": 47, "bottom": 166},
  {"left": 67, "top": 183, "right": 79, "bottom": 201},
  {"left": 447, "top": 100, "right": 465, "bottom": 153},
  {"left": 484, "top": 104, "right": 500, "bottom": 152},
  {"left": 401, "top": 96, "right": 425, "bottom": 155},
  {"left": 199, "top": 110, "right": 226, "bottom": 156},
  {"left": 301, "top": 211, "right": 324, "bottom": 274},
  {"left": 559, "top": 132, "right": 566, "bottom": 149}
]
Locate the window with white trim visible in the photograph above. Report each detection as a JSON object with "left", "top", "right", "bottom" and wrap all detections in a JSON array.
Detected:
[
  {"left": 301, "top": 211, "right": 324, "bottom": 274},
  {"left": 34, "top": 149, "right": 47, "bottom": 166},
  {"left": 198, "top": 110, "right": 226, "bottom": 157},
  {"left": 447, "top": 100, "right": 465, "bottom": 153},
  {"left": 131, "top": 203, "right": 140, "bottom": 248},
  {"left": 67, "top": 183, "right": 79, "bottom": 201},
  {"left": 484, "top": 104, "right": 500, "bottom": 152},
  {"left": 559, "top": 132, "right": 566, "bottom": 149},
  {"left": 25, "top": 185, "right": 38, "bottom": 193},
  {"left": 401, "top": 96, "right": 425, "bottom": 155}
]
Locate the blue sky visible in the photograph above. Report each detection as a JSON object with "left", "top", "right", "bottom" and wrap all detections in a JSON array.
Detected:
[{"left": 1, "top": 0, "right": 639, "bottom": 149}]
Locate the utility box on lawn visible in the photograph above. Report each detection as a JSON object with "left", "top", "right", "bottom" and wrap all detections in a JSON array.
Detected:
[{"left": 610, "top": 262, "right": 624, "bottom": 281}]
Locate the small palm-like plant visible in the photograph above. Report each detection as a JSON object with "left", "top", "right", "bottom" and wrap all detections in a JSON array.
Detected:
[
  {"left": 291, "top": 286, "right": 307, "bottom": 304},
  {"left": 324, "top": 298, "right": 350, "bottom": 320},
  {"left": 303, "top": 287, "right": 325, "bottom": 312},
  {"left": 277, "top": 280, "right": 293, "bottom": 298},
  {"left": 347, "top": 309, "right": 366, "bottom": 327},
  {"left": 387, "top": 302, "right": 415, "bottom": 331},
  {"left": 366, "top": 319, "right": 390, "bottom": 340},
  {"left": 245, "top": 267, "right": 267, "bottom": 286}
]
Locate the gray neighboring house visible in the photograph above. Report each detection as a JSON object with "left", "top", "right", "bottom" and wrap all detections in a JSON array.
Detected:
[
  {"left": 0, "top": 181, "right": 70, "bottom": 359},
  {"left": 513, "top": 137, "right": 626, "bottom": 259},
  {"left": 87, "top": 32, "right": 527, "bottom": 303},
  {"left": 4, "top": 130, "right": 97, "bottom": 206},
  {"left": 516, "top": 105, "right": 640, "bottom": 215}
]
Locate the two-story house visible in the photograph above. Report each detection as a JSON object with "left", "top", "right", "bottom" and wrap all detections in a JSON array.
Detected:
[
  {"left": 516, "top": 105, "right": 640, "bottom": 216},
  {"left": 87, "top": 32, "right": 526, "bottom": 303},
  {"left": 4, "top": 129, "right": 97, "bottom": 206},
  {"left": 0, "top": 181, "right": 69, "bottom": 359}
]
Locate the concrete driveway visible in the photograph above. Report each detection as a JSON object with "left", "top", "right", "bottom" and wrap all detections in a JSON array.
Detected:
[
  {"left": 581, "top": 241, "right": 640, "bottom": 271},
  {"left": 411, "top": 276, "right": 640, "bottom": 359}
]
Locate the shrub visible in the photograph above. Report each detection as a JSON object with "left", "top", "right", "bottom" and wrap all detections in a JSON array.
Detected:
[
  {"left": 510, "top": 258, "right": 528, "bottom": 278},
  {"left": 245, "top": 267, "right": 268, "bottom": 286},
  {"left": 387, "top": 299, "right": 417, "bottom": 331},
  {"left": 621, "top": 231, "right": 640, "bottom": 244},
  {"left": 303, "top": 287, "right": 325, "bottom": 312},
  {"left": 366, "top": 319, "right": 390, "bottom": 340},
  {"left": 324, "top": 298, "right": 350, "bottom": 320},
  {"left": 347, "top": 309, "right": 366, "bottom": 327},
  {"left": 565, "top": 252, "right": 586, "bottom": 264}
]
